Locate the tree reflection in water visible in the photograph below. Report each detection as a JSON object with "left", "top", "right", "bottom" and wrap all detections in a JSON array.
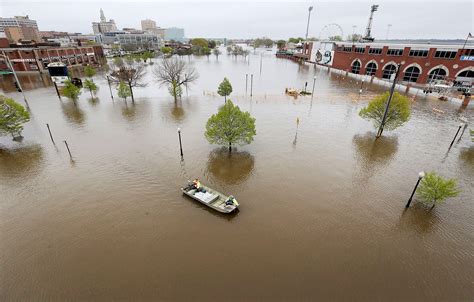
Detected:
[
  {"left": 397, "top": 204, "right": 441, "bottom": 234},
  {"left": 120, "top": 99, "right": 151, "bottom": 122},
  {"left": 352, "top": 132, "right": 398, "bottom": 181},
  {"left": 61, "top": 101, "right": 85, "bottom": 126},
  {"left": 205, "top": 147, "right": 255, "bottom": 186},
  {"left": 458, "top": 147, "right": 474, "bottom": 177},
  {"left": 0, "top": 144, "right": 44, "bottom": 179}
]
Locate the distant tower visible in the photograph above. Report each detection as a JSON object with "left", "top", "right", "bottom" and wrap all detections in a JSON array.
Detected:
[
  {"left": 100, "top": 8, "right": 106, "bottom": 22},
  {"left": 362, "top": 4, "right": 379, "bottom": 42}
]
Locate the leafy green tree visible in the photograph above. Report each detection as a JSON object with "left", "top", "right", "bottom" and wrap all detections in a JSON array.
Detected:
[
  {"left": 213, "top": 48, "right": 221, "bottom": 60},
  {"left": 276, "top": 40, "right": 286, "bottom": 50},
  {"left": 202, "top": 46, "right": 211, "bottom": 59},
  {"left": 254, "top": 37, "right": 273, "bottom": 48},
  {"left": 208, "top": 40, "right": 217, "bottom": 49},
  {"left": 0, "top": 95, "right": 30, "bottom": 139},
  {"left": 117, "top": 81, "right": 131, "bottom": 101},
  {"left": 359, "top": 92, "right": 411, "bottom": 133},
  {"left": 288, "top": 37, "right": 304, "bottom": 43},
  {"left": 63, "top": 80, "right": 82, "bottom": 105},
  {"left": 84, "top": 79, "right": 98, "bottom": 98},
  {"left": 205, "top": 100, "right": 256, "bottom": 152},
  {"left": 161, "top": 46, "right": 173, "bottom": 56},
  {"left": 417, "top": 172, "right": 460, "bottom": 209},
  {"left": 84, "top": 66, "right": 96, "bottom": 79},
  {"left": 217, "top": 77, "right": 232, "bottom": 102},
  {"left": 190, "top": 38, "right": 209, "bottom": 49},
  {"left": 141, "top": 51, "right": 154, "bottom": 62}
]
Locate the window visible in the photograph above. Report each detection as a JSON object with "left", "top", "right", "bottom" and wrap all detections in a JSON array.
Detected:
[
  {"left": 343, "top": 46, "right": 352, "bottom": 52},
  {"left": 457, "top": 70, "right": 474, "bottom": 78},
  {"left": 355, "top": 47, "right": 365, "bottom": 53},
  {"left": 434, "top": 50, "right": 457, "bottom": 59},
  {"left": 463, "top": 49, "right": 474, "bottom": 56},
  {"left": 382, "top": 64, "right": 397, "bottom": 79},
  {"left": 428, "top": 68, "right": 447, "bottom": 81},
  {"left": 368, "top": 48, "right": 382, "bottom": 55},
  {"left": 365, "top": 62, "right": 377, "bottom": 76},
  {"left": 351, "top": 60, "right": 361, "bottom": 74},
  {"left": 403, "top": 66, "right": 421, "bottom": 82},
  {"left": 387, "top": 49, "right": 403, "bottom": 56},
  {"left": 409, "top": 49, "right": 429, "bottom": 57}
]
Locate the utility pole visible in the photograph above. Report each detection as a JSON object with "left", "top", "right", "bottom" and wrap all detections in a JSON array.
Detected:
[
  {"left": 377, "top": 64, "right": 401, "bottom": 138},
  {"left": 305, "top": 6, "right": 314, "bottom": 41},
  {"left": 363, "top": 4, "right": 379, "bottom": 42}
]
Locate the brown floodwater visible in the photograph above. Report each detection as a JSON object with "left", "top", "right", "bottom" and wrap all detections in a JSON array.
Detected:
[{"left": 1, "top": 51, "right": 473, "bottom": 301}]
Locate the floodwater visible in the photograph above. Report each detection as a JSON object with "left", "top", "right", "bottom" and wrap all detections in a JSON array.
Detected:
[{"left": 1, "top": 49, "right": 473, "bottom": 301}]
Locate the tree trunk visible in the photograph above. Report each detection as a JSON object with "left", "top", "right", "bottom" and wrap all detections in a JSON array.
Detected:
[
  {"left": 228, "top": 142, "right": 232, "bottom": 152},
  {"left": 224, "top": 95, "right": 226, "bottom": 103},
  {"left": 90, "top": 89, "right": 93, "bottom": 98},
  {"left": 129, "top": 82, "right": 135, "bottom": 104}
]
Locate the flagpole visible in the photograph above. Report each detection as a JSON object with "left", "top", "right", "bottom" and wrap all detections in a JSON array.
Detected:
[{"left": 460, "top": 32, "right": 471, "bottom": 57}]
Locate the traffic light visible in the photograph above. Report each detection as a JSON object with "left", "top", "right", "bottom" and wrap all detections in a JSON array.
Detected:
[{"left": 14, "top": 81, "right": 22, "bottom": 92}]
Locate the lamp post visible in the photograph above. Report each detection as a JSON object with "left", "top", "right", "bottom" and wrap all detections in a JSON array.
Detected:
[
  {"left": 0, "top": 53, "right": 30, "bottom": 109},
  {"left": 177, "top": 127, "right": 183, "bottom": 157},
  {"left": 405, "top": 171, "right": 425, "bottom": 208},
  {"left": 449, "top": 123, "right": 464, "bottom": 149},
  {"left": 311, "top": 76, "right": 317, "bottom": 100},
  {"left": 305, "top": 6, "right": 314, "bottom": 41},
  {"left": 106, "top": 75, "right": 114, "bottom": 100}
]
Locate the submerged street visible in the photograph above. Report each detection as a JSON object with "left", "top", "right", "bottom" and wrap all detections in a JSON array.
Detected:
[{"left": 1, "top": 52, "right": 473, "bottom": 301}]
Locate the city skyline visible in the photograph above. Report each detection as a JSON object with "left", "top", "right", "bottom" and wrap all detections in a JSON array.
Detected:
[{"left": 1, "top": 0, "right": 472, "bottom": 39}]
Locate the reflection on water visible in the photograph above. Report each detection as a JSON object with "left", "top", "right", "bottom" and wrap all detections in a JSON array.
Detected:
[
  {"left": 120, "top": 99, "right": 151, "bottom": 122},
  {"left": 0, "top": 144, "right": 44, "bottom": 178},
  {"left": 159, "top": 98, "right": 197, "bottom": 123},
  {"left": 61, "top": 101, "right": 85, "bottom": 125},
  {"left": 458, "top": 147, "right": 474, "bottom": 177},
  {"left": 398, "top": 205, "right": 441, "bottom": 234},
  {"left": 353, "top": 132, "right": 398, "bottom": 180},
  {"left": 205, "top": 147, "right": 255, "bottom": 185}
]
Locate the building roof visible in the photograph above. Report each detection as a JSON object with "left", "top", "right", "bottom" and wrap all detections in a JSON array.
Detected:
[{"left": 335, "top": 41, "right": 474, "bottom": 50}]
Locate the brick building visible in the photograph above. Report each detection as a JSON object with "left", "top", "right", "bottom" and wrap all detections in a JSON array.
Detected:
[
  {"left": 331, "top": 42, "right": 474, "bottom": 85},
  {"left": 0, "top": 39, "right": 105, "bottom": 73}
]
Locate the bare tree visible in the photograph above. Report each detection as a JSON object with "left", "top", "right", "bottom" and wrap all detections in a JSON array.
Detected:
[
  {"left": 153, "top": 58, "right": 199, "bottom": 101},
  {"left": 108, "top": 58, "right": 147, "bottom": 103}
]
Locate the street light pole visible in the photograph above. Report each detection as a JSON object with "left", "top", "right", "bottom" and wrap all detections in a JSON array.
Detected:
[
  {"left": 405, "top": 171, "right": 425, "bottom": 208},
  {"left": 377, "top": 64, "right": 401, "bottom": 138},
  {"left": 449, "top": 123, "right": 463, "bottom": 149},
  {"left": 177, "top": 128, "right": 183, "bottom": 157},
  {"left": 1, "top": 53, "right": 30, "bottom": 109},
  {"left": 305, "top": 6, "right": 314, "bottom": 41},
  {"left": 106, "top": 75, "right": 114, "bottom": 100}
]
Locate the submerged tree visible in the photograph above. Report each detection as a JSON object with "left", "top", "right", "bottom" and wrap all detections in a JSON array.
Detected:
[
  {"left": 63, "top": 80, "right": 82, "bottom": 105},
  {"left": 108, "top": 58, "right": 146, "bottom": 103},
  {"left": 84, "top": 65, "right": 96, "bottom": 79},
  {"left": 416, "top": 172, "right": 460, "bottom": 209},
  {"left": 117, "top": 81, "right": 132, "bottom": 101},
  {"left": 153, "top": 57, "right": 199, "bottom": 101},
  {"left": 205, "top": 100, "right": 256, "bottom": 152},
  {"left": 217, "top": 77, "right": 232, "bottom": 102},
  {"left": 213, "top": 48, "right": 221, "bottom": 60},
  {"left": 83, "top": 79, "right": 98, "bottom": 98},
  {"left": 359, "top": 92, "right": 411, "bottom": 133},
  {"left": 0, "top": 95, "right": 30, "bottom": 139}
]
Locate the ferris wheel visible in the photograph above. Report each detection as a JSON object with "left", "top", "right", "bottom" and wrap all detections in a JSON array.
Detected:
[{"left": 318, "top": 23, "right": 344, "bottom": 41}]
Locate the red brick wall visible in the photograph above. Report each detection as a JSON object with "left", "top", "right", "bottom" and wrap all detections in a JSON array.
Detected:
[{"left": 332, "top": 45, "right": 473, "bottom": 84}]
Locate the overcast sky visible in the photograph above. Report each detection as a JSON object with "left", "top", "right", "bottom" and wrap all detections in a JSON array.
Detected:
[{"left": 1, "top": 0, "right": 473, "bottom": 39}]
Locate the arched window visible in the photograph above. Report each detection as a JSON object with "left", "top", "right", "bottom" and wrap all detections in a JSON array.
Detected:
[
  {"left": 428, "top": 68, "right": 447, "bottom": 81},
  {"left": 351, "top": 60, "right": 361, "bottom": 74},
  {"left": 403, "top": 66, "right": 421, "bottom": 83},
  {"left": 457, "top": 70, "right": 474, "bottom": 78},
  {"left": 382, "top": 64, "right": 397, "bottom": 79},
  {"left": 365, "top": 62, "right": 377, "bottom": 76}
]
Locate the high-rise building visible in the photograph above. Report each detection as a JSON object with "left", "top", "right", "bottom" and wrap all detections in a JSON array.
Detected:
[
  {"left": 0, "top": 15, "right": 41, "bottom": 42},
  {"left": 92, "top": 9, "right": 117, "bottom": 34},
  {"left": 141, "top": 19, "right": 157, "bottom": 31},
  {"left": 164, "top": 27, "right": 185, "bottom": 42}
]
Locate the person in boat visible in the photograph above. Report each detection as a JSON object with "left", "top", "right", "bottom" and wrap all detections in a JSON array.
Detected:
[
  {"left": 225, "top": 195, "right": 239, "bottom": 207},
  {"left": 192, "top": 179, "right": 205, "bottom": 192}
]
